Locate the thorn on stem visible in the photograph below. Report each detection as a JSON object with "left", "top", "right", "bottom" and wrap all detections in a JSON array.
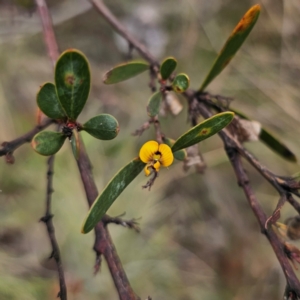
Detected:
[{"left": 40, "top": 214, "right": 54, "bottom": 223}]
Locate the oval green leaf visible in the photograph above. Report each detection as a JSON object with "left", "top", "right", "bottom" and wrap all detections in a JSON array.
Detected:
[
  {"left": 199, "top": 5, "right": 260, "bottom": 92},
  {"left": 37, "top": 82, "right": 66, "bottom": 120},
  {"left": 172, "top": 73, "right": 190, "bottom": 93},
  {"left": 82, "top": 114, "right": 119, "bottom": 140},
  {"left": 71, "top": 129, "right": 80, "bottom": 160},
  {"left": 103, "top": 61, "right": 149, "bottom": 84},
  {"left": 231, "top": 108, "right": 296, "bottom": 162},
  {"left": 31, "top": 131, "right": 66, "bottom": 156},
  {"left": 160, "top": 57, "right": 177, "bottom": 80},
  {"left": 55, "top": 49, "right": 91, "bottom": 121},
  {"left": 81, "top": 158, "right": 145, "bottom": 233},
  {"left": 172, "top": 112, "right": 234, "bottom": 153},
  {"left": 147, "top": 91, "right": 162, "bottom": 117},
  {"left": 163, "top": 137, "right": 187, "bottom": 161}
]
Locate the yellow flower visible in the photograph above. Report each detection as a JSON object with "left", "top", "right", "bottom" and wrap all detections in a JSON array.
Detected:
[{"left": 139, "top": 141, "right": 174, "bottom": 176}]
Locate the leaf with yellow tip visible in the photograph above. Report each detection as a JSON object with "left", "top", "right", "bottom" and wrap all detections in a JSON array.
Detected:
[
  {"left": 32, "top": 131, "right": 66, "bottom": 156},
  {"left": 172, "top": 112, "right": 234, "bottom": 152},
  {"left": 172, "top": 73, "right": 190, "bottom": 93},
  {"left": 199, "top": 5, "right": 260, "bottom": 92}
]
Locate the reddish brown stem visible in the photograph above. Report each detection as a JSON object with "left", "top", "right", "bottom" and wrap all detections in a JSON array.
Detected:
[
  {"left": 0, "top": 118, "right": 53, "bottom": 157},
  {"left": 35, "top": 1, "right": 66, "bottom": 298},
  {"left": 35, "top": 0, "right": 59, "bottom": 65},
  {"left": 35, "top": 0, "right": 140, "bottom": 298},
  {"left": 224, "top": 145, "right": 300, "bottom": 296},
  {"left": 76, "top": 138, "right": 139, "bottom": 300},
  {"left": 89, "top": 0, "right": 157, "bottom": 65},
  {"left": 192, "top": 99, "right": 300, "bottom": 296},
  {"left": 40, "top": 155, "right": 67, "bottom": 300}
]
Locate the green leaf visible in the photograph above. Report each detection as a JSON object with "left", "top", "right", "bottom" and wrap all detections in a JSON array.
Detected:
[
  {"left": 172, "top": 112, "right": 234, "bottom": 152},
  {"left": 37, "top": 82, "right": 66, "bottom": 120},
  {"left": 81, "top": 158, "right": 145, "bottom": 233},
  {"left": 147, "top": 91, "right": 162, "bottom": 117},
  {"left": 163, "top": 137, "right": 187, "bottom": 161},
  {"left": 199, "top": 5, "right": 260, "bottom": 92},
  {"left": 71, "top": 129, "right": 80, "bottom": 160},
  {"left": 172, "top": 73, "right": 190, "bottom": 93},
  {"left": 160, "top": 57, "right": 177, "bottom": 80},
  {"left": 173, "top": 149, "right": 187, "bottom": 161},
  {"left": 82, "top": 114, "right": 119, "bottom": 140},
  {"left": 231, "top": 108, "right": 296, "bottom": 162},
  {"left": 260, "top": 129, "right": 297, "bottom": 162},
  {"left": 55, "top": 49, "right": 91, "bottom": 121},
  {"left": 31, "top": 131, "right": 66, "bottom": 156},
  {"left": 103, "top": 61, "right": 149, "bottom": 84}
]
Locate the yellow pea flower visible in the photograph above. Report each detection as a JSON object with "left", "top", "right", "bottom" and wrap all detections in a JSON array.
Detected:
[{"left": 139, "top": 141, "right": 174, "bottom": 176}]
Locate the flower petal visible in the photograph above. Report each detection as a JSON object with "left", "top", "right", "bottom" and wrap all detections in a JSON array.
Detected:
[
  {"left": 153, "top": 161, "right": 161, "bottom": 172},
  {"left": 144, "top": 165, "right": 151, "bottom": 176},
  {"left": 139, "top": 140, "right": 159, "bottom": 163},
  {"left": 158, "top": 143, "right": 174, "bottom": 167}
]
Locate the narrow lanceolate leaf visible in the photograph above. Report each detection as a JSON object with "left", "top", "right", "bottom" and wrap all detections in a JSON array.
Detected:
[
  {"left": 260, "top": 128, "right": 296, "bottom": 162},
  {"left": 55, "top": 49, "right": 91, "bottom": 121},
  {"left": 103, "top": 61, "right": 149, "bottom": 84},
  {"left": 172, "top": 112, "right": 234, "bottom": 153},
  {"left": 37, "top": 82, "right": 66, "bottom": 120},
  {"left": 160, "top": 57, "right": 177, "bottom": 80},
  {"left": 199, "top": 5, "right": 260, "bottom": 92},
  {"left": 82, "top": 114, "right": 119, "bottom": 140},
  {"left": 231, "top": 108, "right": 297, "bottom": 162},
  {"left": 172, "top": 73, "right": 190, "bottom": 93},
  {"left": 81, "top": 158, "right": 145, "bottom": 233},
  {"left": 32, "top": 131, "right": 66, "bottom": 156},
  {"left": 71, "top": 129, "right": 80, "bottom": 160},
  {"left": 147, "top": 91, "right": 162, "bottom": 117},
  {"left": 163, "top": 137, "right": 187, "bottom": 161}
]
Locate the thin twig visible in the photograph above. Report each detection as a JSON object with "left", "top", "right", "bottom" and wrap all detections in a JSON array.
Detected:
[
  {"left": 0, "top": 118, "right": 53, "bottom": 157},
  {"left": 35, "top": 1, "right": 67, "bottom": 298},
  {"left": 89, "top": 0, "right": 157, "bottom": 65},
  {"left": 287, "top": 194, "right": 300, "bottom": 214},
  {"left": 195, "top": 100, "right": 300, "bottom": 197},
  {"left": 132, "top": 120, "right": 152, "bottom": 136},
  {"left": 35, "top": 1, "right": 140, "bottom": 298},
  {"left": 196, "top": 93, "right": 300, "bottom": 194},
  {"left": 152, "top": 117, "right": 164, "bottom": 144},
  {"left": 224, "top": 143, "right": 300, "bottom": 296},
  {"left": 35, "top": 0, "right": 59, "bottom": 66},
  {"left": 191, "top": 97, "right": 300, "bottom": 295},
  {"left": 40, "top": 155, "right": 67, "bottom": 300},
  {"left": 76, "top": 138, "right": 139, "bottom": 300}
]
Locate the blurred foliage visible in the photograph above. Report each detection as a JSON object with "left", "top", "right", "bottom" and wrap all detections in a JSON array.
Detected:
[{"left": 1, "top": 0, "right": 300, "bottom": 299}]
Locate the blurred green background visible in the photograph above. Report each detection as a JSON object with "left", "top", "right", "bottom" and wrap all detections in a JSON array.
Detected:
[{"left": 1, "top": 0, "right": 300, "bottom": 299}]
